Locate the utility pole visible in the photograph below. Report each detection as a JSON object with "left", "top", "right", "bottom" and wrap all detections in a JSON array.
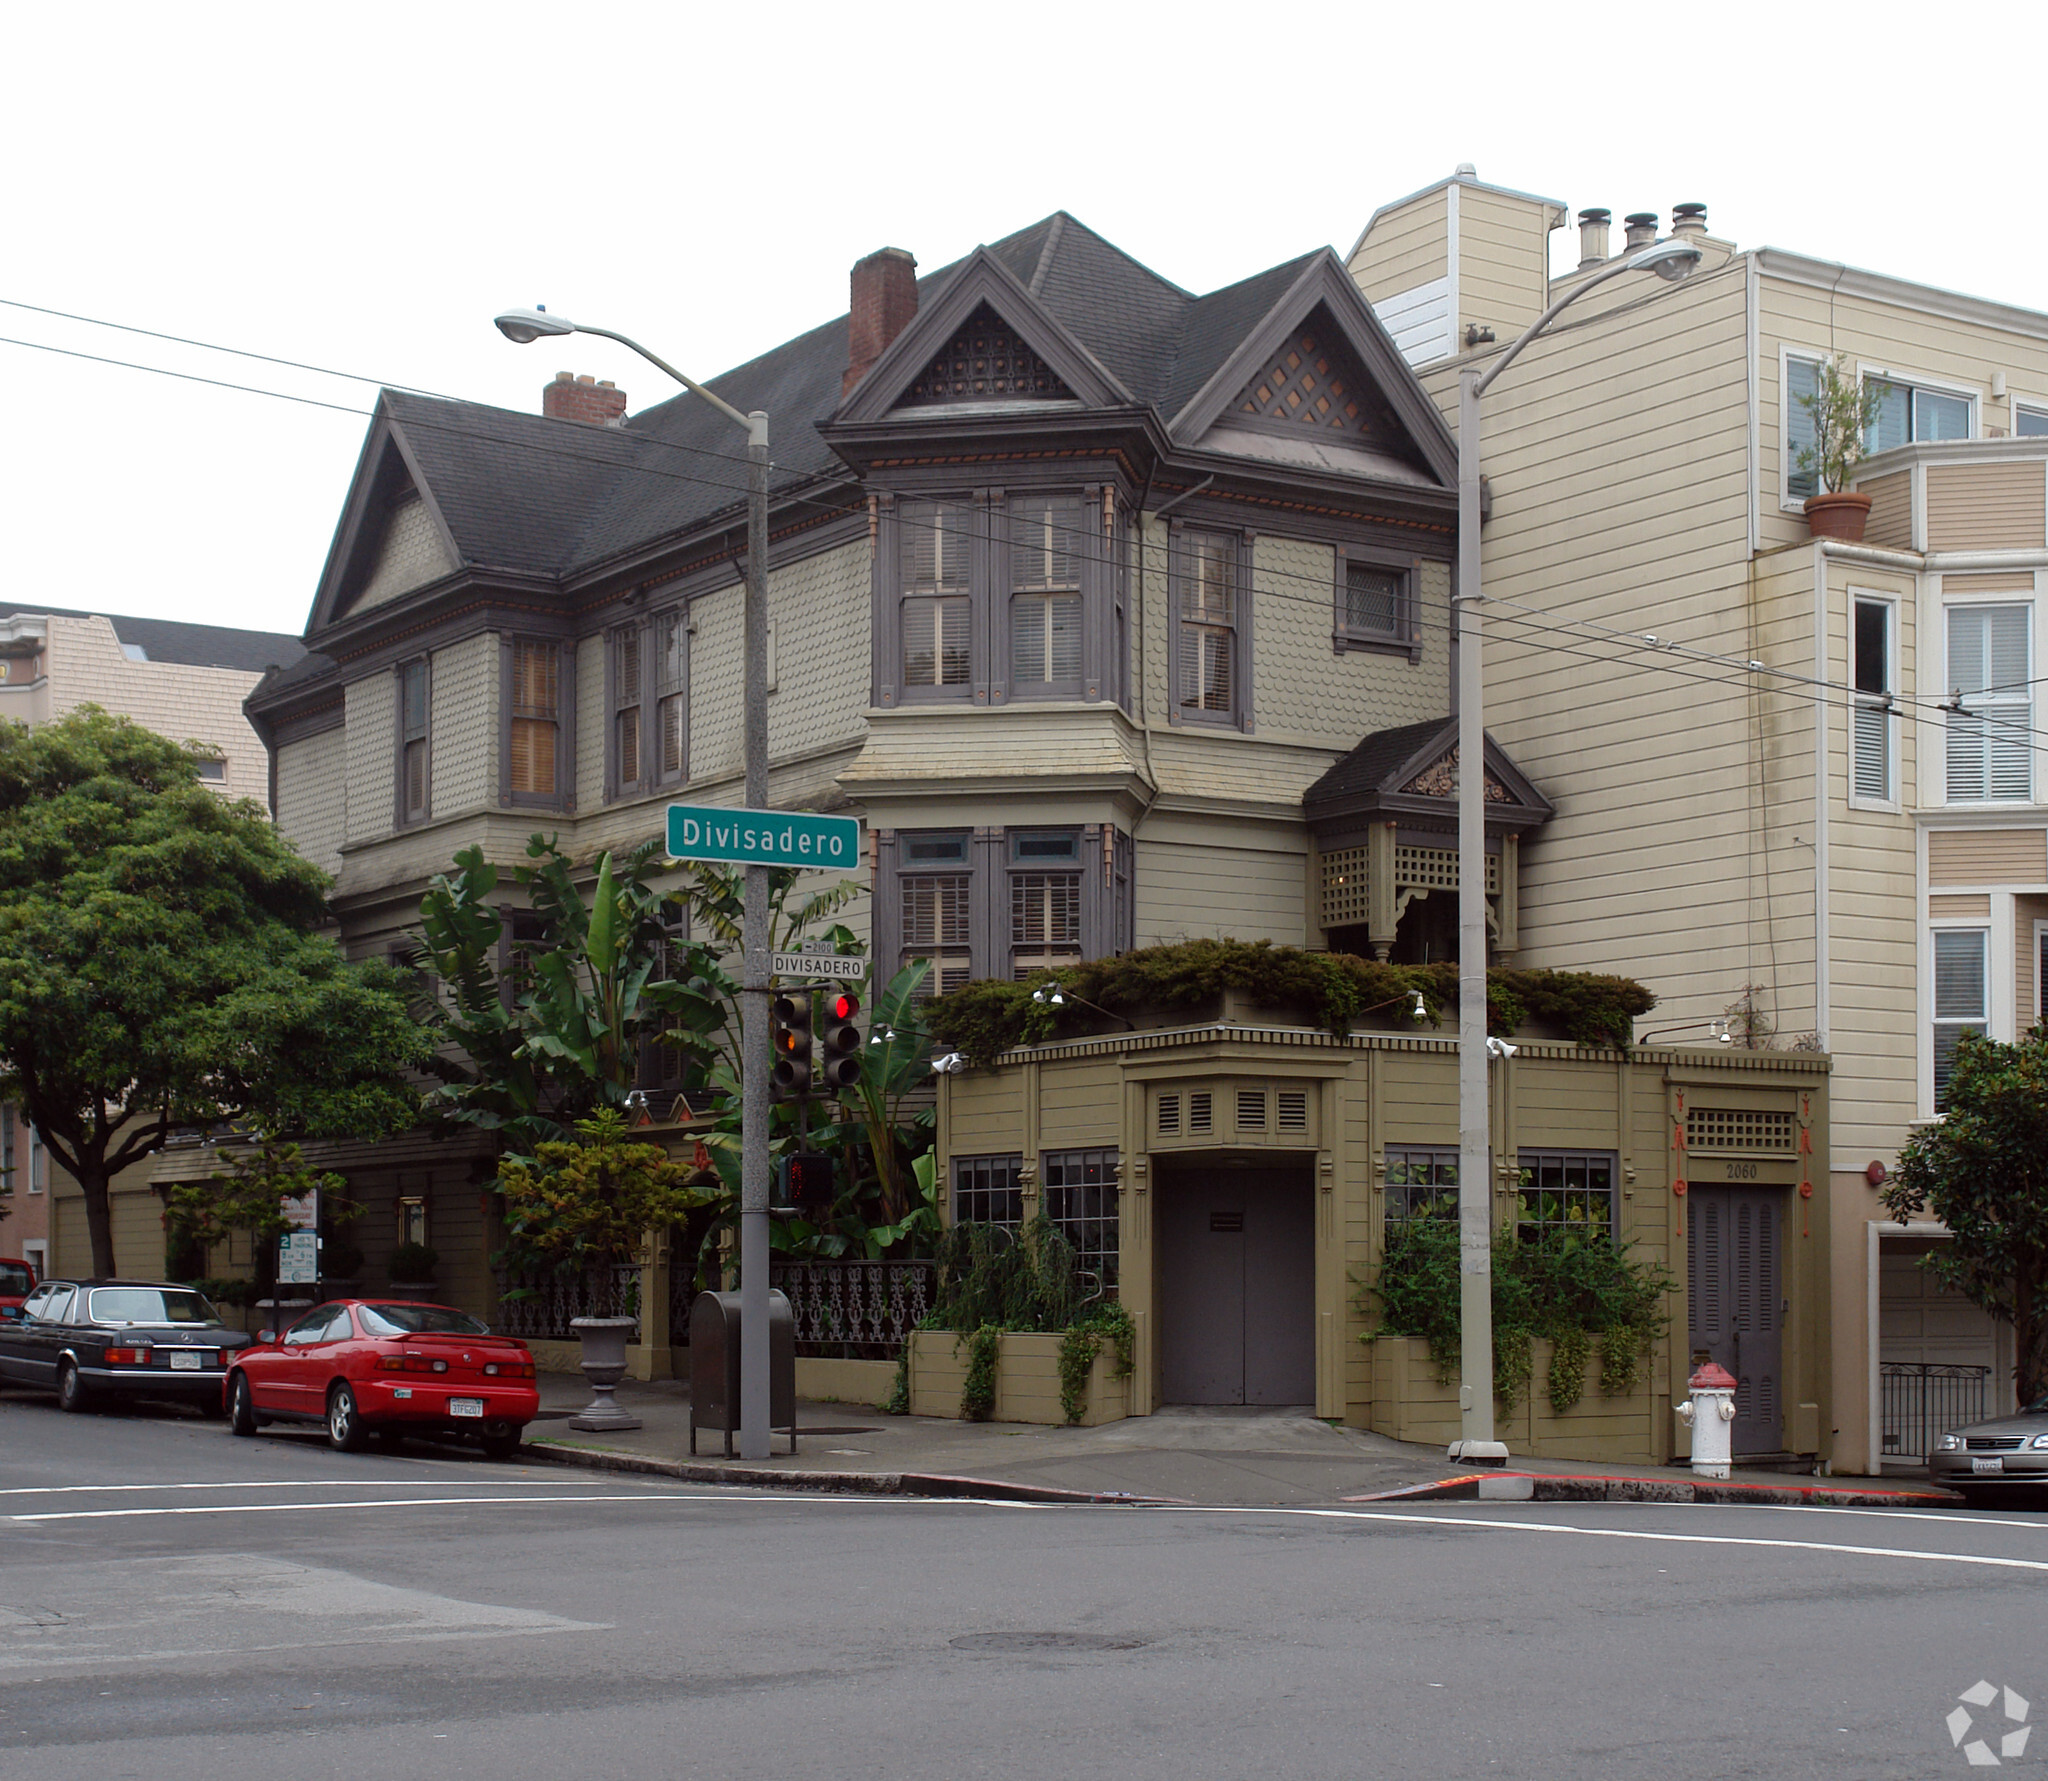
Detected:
[{"left": 738, "top": 411, "right": 772, "bottom": 1460}]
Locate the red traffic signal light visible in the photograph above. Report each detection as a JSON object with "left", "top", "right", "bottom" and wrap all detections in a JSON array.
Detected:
[{"left": 818, "top": 989, "right": 863, "bottom": 1091}]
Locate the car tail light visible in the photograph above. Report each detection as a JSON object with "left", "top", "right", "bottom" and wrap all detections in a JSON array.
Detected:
[
  {"left": 104, "top": 1347, "right": 152, "bottom": 1365},
  {"left": 378, "top": 1354, "right": 449, "bottom": 1374},
  {"left": 482, "top": 1360, "right": 535, "bottom": 1379}
]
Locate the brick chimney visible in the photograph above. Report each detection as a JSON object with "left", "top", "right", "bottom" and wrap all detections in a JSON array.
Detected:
[
  {"left": 542, "top": 371, "right": 628, "bottom": 426},
  {"left": 844, "top": 247, "right": 919, "bottom": 397}
]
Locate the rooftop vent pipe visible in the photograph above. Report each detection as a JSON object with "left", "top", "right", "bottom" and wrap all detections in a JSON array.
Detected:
[{"left": 1577, "top": 208, "right": 1612, "bottom": 270}]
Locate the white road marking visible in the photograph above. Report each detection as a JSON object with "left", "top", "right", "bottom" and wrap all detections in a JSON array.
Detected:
[
  {"left": 0, "top": 1478, "right": 619, "bottom": 1496},
  {"left": 8, "top": 1488, "right": 2044, "bottom": 1576},
  {"left": 1757, "top": 1502, "right": 2048, "bottom": 1532}
]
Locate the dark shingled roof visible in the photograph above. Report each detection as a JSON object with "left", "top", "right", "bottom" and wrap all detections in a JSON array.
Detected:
[
  {"left": 361, "top": 213, "right": 1431, "bottom": 591},
  {"left": 0, "top": 603, "right": 306, "bottom": 674},
  {"left": 1302, "top": 717, "right": 1456, "bottom": 809}
]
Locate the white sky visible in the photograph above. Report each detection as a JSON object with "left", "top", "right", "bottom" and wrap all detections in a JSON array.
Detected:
[{"left": 5, "top": 0, "right": 2042, "bottom": 642}]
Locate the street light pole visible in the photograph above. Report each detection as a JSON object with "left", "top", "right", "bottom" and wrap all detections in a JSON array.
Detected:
[
  {"left": 495, "top": 307, "right": 777, "bottom": 1459},
  {"left": 1447, "top": 240, "right": 1701, "bottom": 1465}
]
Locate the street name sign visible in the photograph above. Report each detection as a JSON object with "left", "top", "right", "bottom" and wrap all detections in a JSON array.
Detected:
[
  {"left": 666, "top": 804, "right": 861, "bottom": 871},
  {"left": 771, "top": 952, "right": 859, "bottom": 980}
]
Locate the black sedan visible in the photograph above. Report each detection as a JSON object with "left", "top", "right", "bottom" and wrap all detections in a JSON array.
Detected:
[{"left": 0, "top": 1278, "right": 251, "bottom": 1414}]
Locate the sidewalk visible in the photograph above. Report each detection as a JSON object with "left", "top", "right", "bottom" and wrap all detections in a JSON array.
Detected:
[{"left": 523, "top": 1371, "right": 1959, "bottom": 1510}]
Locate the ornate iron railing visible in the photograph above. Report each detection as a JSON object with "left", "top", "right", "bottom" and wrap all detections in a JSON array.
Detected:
[
  {"left": 492, "top": 1263, "right": 643, "bottom": 1341},
  {"left": 1880, "top": 1361, "right": 1991, "bottom": 1461},
  {"left": 769, "top": 1259, "right": 936, "bottom": 1359}
]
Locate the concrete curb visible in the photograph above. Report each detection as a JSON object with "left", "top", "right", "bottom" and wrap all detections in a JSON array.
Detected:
[
  {"left": 522, "top": 1439, "right": 1165, "bottom": 1506},
  {"left": 1345, "top": 1471, "right": 1964, "bottom": 1509}
]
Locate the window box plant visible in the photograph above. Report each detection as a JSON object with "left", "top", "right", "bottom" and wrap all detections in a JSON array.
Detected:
[{"left": 1795, "top": 354, "right": 1885, "bottom": 542}]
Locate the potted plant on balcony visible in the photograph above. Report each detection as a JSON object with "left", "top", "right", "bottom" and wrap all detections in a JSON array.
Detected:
[
  {"left": 494, "top": 1108, "right": 712, "bottom": 1430},
  {"left": 1795, "top": 353, "right": 1885, "bottom": 542}
]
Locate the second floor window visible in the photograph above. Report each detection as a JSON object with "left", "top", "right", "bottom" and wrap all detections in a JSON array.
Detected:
[
  {"left": 612, "top": 627, "right": 643, "bottom": 793},
  {"left": 510, "top": 639, "right": 560, "bottom": 799},
  {"left": 657, "top": 610, "right": 688, "bottom": 784},
  {"left": 1945, "top": 604, "right": 2031, "bottom": 802},
  {"left": 1335, "top": 552, "right": 1417, "bottom": 655},
  {"left": 1009, "top": 496, "right": 1086, "bottom": 696},
  {"left": 1009, "top": 830, "right": 1083, "bottom": 979},
  {"left": 1174, "top": 529, "right": 1244, "bottom": 725},
  {"left": 1852, "top": 596, "right": 1894, "bottom": 803},
  {"left": 398, "top": 658, "right": 430, "bottom": 824},
  {"left": 1932, "top": 928, "right": 1988, "bottom": 1111},
  {"left": 899, "top": 831, "right": 974, "bottom": 996},
  {"left": 901, "top": 500, "right": 973, "bottom": 692}
]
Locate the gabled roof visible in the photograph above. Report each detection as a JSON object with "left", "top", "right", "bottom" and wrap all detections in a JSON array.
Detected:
[
  {"left": 300, "top": 211, "right": 1459, "bottom": 645},
  {"left": 1304, "top": 716, "right": 1552, "bottom": 833}
]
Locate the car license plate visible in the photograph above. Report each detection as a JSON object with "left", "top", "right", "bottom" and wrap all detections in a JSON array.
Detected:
[
  {"left": 1972, "top": 1456, "right": 2004, "bottom": 1474},
  {"left": 449, "top": 1398, "right": 485, "bottom": 1418},
  {"left": 169, "top": 1350, "right": 204, "bottom": 1371}
]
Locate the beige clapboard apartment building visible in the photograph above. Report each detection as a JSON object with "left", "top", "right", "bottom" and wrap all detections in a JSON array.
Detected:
[
  {"left": 1347, "top": 167, "right": 2048, "bottom": 1470},
  {"left": 5, "top": 604, "right": 304, "bottom": 1283}
]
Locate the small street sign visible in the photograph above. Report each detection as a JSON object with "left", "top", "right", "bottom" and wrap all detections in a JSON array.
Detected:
[
  {"left": 666, "top": 804, "right": 861, "bottom": 871},
  {"left": 771, "top": 952, "right": 858, "bottom": 980}
]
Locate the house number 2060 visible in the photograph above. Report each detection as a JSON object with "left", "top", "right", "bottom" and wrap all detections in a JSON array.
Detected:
[{"left": 1723, "top": 1161, "right": 1758, "bottom": 1179}]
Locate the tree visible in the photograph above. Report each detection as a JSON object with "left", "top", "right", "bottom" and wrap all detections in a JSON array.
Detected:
[
  {"left": 165, "top": 1139, "right": 353, "bottom": 1300},
  {"left": 0, "top": 709, "right": 430, "bottom": 1277},
  {"left": 1883, "top": 1030, "right": 2048, "bottom": 1406},
  {"left": 494, "top": 1108, "right": 713, "bottom": 1290},
  {"left": 415, "top": 836, "right": 724, "bottom": 1152}
]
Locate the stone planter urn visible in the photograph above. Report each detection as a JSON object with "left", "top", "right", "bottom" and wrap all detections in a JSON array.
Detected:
[{"left": 569, "top": 1315, "right": 643, "bottom": 1431}]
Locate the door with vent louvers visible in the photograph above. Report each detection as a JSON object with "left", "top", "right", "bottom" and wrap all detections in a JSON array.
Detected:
[
  {"left": 1157, "top": 1168, "right": 1314, "bottom": 1406},
  {"left": 1687, "top": 1186, "right": 1785, "bottom": 1455}
]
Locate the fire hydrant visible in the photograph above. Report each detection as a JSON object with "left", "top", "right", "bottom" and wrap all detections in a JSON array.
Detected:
[{"left": 1674, "top": 1360, "right": 1739, "bottom": 1480}]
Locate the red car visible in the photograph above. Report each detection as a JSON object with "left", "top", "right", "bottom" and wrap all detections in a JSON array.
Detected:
[
  {"left": 0, "top": 1257, "right": 36, "bottom": 1323},
  {"left": 226, "top": 1299, "right": 539, "bottom": 1458}
]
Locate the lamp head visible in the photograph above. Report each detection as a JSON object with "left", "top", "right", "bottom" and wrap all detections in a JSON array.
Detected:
[
  {"left": 494, "top": 306, "right": 576, "bottom": 345},
  {"left": 1409, "top": 991, "right": 1427, "bottom": 1020},
  {"left": 1625, "top": 240, "right": 1702, "bottom": 284},
  {"left": 1031, "top": 986, "right": 1065, "bottom": 1006}
]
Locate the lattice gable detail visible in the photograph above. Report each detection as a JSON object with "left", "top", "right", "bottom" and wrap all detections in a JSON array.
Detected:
[
  {"left": 1229, "top": 317, "right": 1384, "bottom": 439},
  {"left": 897, "top": 302, "right": 1077, "bottom": 406},
  {"left": 1402, "top": 747, "right": 1511, "bottom": 804}
]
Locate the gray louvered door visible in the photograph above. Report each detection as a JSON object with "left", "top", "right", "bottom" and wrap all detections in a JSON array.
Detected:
[
  {"left": 1687, "top": 1186, "right": 1785, "bottom": 1455},
  {"left": 1158, "top": 1168, "right": 1315, "bottom": 1406}
]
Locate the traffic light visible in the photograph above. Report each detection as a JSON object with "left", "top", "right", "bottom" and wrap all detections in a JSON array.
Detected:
[
  {"left": 818, "top": 988, "right": 863, "bottom": 1092},
  {"left": 770, "top": 991, "right": 812, "bottom": 1099},
  {"left": 775, "top": 1150, "right": 835, "bottom": 1215}
]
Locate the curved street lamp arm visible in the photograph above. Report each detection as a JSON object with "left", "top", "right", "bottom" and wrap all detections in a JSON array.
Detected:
[
  {"left": 567, "top": 322, "right": 762, "bottom": 442},
  {"left": 1474, "top": 245, "right": 1698, "bottom": 397}
]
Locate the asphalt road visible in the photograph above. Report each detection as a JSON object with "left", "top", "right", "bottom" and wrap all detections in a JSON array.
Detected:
[{"left": 3, "top": 1386, "right": 2043, "bottom": 1780}]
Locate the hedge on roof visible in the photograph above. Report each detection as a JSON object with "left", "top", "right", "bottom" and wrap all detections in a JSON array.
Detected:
[{"left": 923, "top": 939, "right": 1655, "bottom": 1065}]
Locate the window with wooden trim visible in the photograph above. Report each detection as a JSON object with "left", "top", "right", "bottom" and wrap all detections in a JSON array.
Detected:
[
  {"left": 1785, "top": 353, "right": 1822, "bottom": 502},
  {"left": 900, "top": 831, "right": 974, "bottom": 997},
  {"left": 901, "top": 500, "right": 973, "bottom": 693},
  {"left": 1008, "top": 495, "right": 1086, "bottom": 696},
  {"left": 397, "top": 658, "right": 430, "bottom": 824},
  {"left": 953, "top": 1153, "right": 1024, "bottom": 1228},
  {"left": 1335, "top": 555, "right": 1416, "bottom": 655},
  {"left": 656, "top": 609, "right": 688, "bottom": 785},
  {"left": 1515, "top": 1151, "right": 1616, "bottom": 1239},
  {"left": 612, "top": 626, "right": 644, "bottom": 795},
  {"left": 1174, "top": 529, "right": 1243, "bottom": 725},
  {"left": 875, "top": 487, "right": 1124, "bottom": 710},
  {"left": 1944, "top": 604, "right": 2031, "bottom": 803},
  {"left": 1933, "top": 928, "right": 1988, "bottom": 1112},
  {"left": 1009, "top": 829, "right": 1082, "bottom": 979},
  {"left": 638, "top": 900, "right": 692, "bottom": 1094},
  {"left": 1852, "top": 596, "right": 1895, "bottom": 803},
  {"left": 1867, "top": 375, "right": 1973, "bottom": 452},
  {"left": 1042, "top": 1148, "right": 1118, "bottom": 1294},
  {"left": 509, "top": 639, "right": 561, "bottom": 799},
  {"left": 2018, "top": 404, "right": 2048, "bottom": 438},
  {"left": 1384, "top": 1145, "right": 1459, "bottom": 1226}
]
